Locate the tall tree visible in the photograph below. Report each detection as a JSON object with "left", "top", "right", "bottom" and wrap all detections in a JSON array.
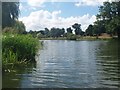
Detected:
[
  {"left": 66, "top": 27, "right": 73, "bottom": 34},
  {"left": 50, "top": 27, "right": 65, "bottom": 37},
  {"left": 96, "top": 1, "right": 120, "bottom": 38},
  {"left": 85, "top": 24, "right": 93, "bottom": 36},
  {"left": 2, "top": 2, "right": 19, "bottom": 28},
  {"left": 44, "top": 28, "right": 49, "bottom": 34},
  {"left": 72, "top": 23, "right": 82, "bottom": 35}
]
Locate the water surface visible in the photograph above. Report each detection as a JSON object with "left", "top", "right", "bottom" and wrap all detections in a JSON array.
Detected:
[{"left": 3, "top": 40, "right": 120, "bottom": 88}]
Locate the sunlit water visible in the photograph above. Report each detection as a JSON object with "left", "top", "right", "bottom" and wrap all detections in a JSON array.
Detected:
[{"left": 3, "top": 40, "right": 120, "bottom": 88}]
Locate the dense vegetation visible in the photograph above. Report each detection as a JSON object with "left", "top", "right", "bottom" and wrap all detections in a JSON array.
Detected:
[
  {"left": 2, "top": 1, "right": 120, "bottom": 70},
  {"left": 27, "top": 23, "right": 83, "bottom": 40},
  {"left": 2, "top": 34, "right": 40, "bottom": 70},
  {"left": 86, "top": 1, "right": 120, "bottom": 38},
  {"left": 2, "top": 2, "right": 40, "bottom": 71},
  {"left": 27, "top": 1, "right": 120, "bottom": 40},
  {"left": 2, "top": 2, "right": 19, "bottom": 29}
]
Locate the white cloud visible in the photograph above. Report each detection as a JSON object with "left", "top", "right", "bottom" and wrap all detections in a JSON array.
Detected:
[
  {"left": 75, "top": 0, "right": 118, "bottom": 7},
  {"left": 27, "top": 0, "right": 46, "bottom": 7},
  {"left": 19, "top": 10, "right": 96, "bottom": 32}
]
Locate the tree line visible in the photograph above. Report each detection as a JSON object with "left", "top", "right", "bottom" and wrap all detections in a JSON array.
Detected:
[
  {"left": 86, "top": 1, "right": 120, "bottom": 38},
  {"left": 2, "top": 1, "right": 120, "bottom": 39},
  {"left": 28, "top": 23, "right": 84, "bottom": 38}
]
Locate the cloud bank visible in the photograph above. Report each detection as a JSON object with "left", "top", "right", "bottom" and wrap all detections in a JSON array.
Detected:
[{"left": 19, "top": 10, "right": 96, "bottom": 31}]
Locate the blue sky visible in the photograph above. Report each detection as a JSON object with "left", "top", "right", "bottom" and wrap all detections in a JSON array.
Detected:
[
  {"left": 19, "top": 0, "right": 112, "bottom": 31},
  {"left": 20, "top": 2, "right": 99, "bottom": 18}
]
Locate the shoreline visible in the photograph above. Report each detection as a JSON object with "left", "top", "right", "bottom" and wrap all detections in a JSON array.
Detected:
[{"left": 40, "top": 36, "right": 114, "bottom": 41}]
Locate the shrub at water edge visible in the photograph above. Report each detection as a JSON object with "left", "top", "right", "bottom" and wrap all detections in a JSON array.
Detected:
[{"left": 2, "top": 34, "right": 40, "bottom": 68}]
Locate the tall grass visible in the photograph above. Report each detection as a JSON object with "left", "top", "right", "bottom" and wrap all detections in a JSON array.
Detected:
[{"left": 2, "top": 34, "right": 40, "bottom": 70}]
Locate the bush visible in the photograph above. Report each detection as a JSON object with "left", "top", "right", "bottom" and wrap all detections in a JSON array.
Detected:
[
  {"left": 2, "top": 27, "right": 18, "bottom": 34},
  {"left": 2, "top": 34, "right": 40, "bottom": 66},
  {"left": 66, "top": 33, "right": 77, "bottom": 40}
]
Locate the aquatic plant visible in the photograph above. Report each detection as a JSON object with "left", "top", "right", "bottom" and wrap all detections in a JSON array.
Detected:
[{"left": 2, "top": 34, "right": 40, "bottom": 70}]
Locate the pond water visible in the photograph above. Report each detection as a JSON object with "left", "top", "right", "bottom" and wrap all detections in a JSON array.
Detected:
[{"left": 3, "top": 40, "right": 120, "bottom": 88}]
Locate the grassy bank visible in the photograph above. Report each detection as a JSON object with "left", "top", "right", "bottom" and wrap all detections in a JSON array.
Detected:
[
  {"left": 2, "top": 34, "right": 40, "bottom": 71},
  {"left": 77, "top": 36, "right": 112, "bottom": 41}
]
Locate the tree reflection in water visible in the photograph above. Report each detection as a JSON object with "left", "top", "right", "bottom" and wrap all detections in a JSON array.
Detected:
[{"left": 96, "top": 40, "right": 120, "bottom": 88}]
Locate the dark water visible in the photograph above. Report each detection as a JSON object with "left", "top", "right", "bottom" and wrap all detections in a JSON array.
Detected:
[{"left": 3, "top": 40, "right": 120, "bottom": 88}]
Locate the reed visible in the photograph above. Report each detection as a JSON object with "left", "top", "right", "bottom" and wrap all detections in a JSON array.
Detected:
[{"left": 2, "top": 34, "right": 40, "bottom": 70}]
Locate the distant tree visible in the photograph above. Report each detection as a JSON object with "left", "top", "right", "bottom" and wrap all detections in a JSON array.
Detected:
[
  {"left": 2, "top": 2, "right": 19, "bottom": 28},
  {"left": 39, "top": 30, "right": 45, "bottom": 35},
  {"left": 50, "top": 27, "right": 57, "bottom": 37},
  {"left": 60, "top": 28, "right": 65, "bottom": 36},
  {"left": 44, "top": 28, "right": 49, "bottom": 37},
  {"left": 37, "top": 33, "right": 44, "bottom": 38},
  {"left": 85, "top": 24, "right": 93, "bottom": 36},
  {"left": 66, "top": 33, "right": 77, "bottom": 40},
  {"left": 50, "top": 27, "right": 65, "bottom": 37},
  {"left": 72, "top": 23, "right": 82, "bottom": 35},
  {"left": 29, "top": 30, "right": 34, "bottom": 34},
  {"left": 66, "top": 27, "right": 73, "bottom": 34},
  {"left": 28, "top": 30, "right": 37, "bottom": 37}
]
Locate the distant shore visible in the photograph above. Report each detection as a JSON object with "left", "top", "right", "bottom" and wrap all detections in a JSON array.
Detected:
[{"left": 40, "top": 36, "right": 114, "bottom": 40}]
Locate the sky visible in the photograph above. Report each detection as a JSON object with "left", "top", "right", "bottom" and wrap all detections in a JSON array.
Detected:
[{"left": 18, "top": 0, "right": 116, "bottom": 31}]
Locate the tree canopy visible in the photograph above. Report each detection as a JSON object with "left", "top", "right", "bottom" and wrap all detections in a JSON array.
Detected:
[
  {"left": 72, "top": 23, "right": 82, "bottom": 35},
  {"left": 85, "top": 1, "right": 120, "bottom": 38},
  {"left": 96, "top": 1, "right": 120, "bottom": 38},
  {"left": 2, "top": 2, "right": 19, "bottom": 28},
  {"left": 66, "top": 27, "right": 73, "bottom": 34}
]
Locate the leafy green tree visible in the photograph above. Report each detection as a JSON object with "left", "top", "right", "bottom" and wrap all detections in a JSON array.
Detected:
[
  {"left": 66, "top": 33, "right": 77, "bottom": 40},
  {"left": 96, "top": 1, "right": 120, "bottom": 38},
  {"left": 66, "top": 27, "right": 73, "bottom": 34},
  {"left": 39, "top": 30, "right": 45, "bottom": 35},
  {"left": 37, "top": 33, "right": 44, "bottom": 38},
  {"left": 94, "top": 20, "right": 106, "bottom": 35},
  {"left": 2, "top": 2, "right": 19, "bottom": 28},
  {"left": 50, "top": 27, "right": 65, "bottom": 37},
  {"left": 106, "top": 16, "right": 120, "bottom": 36},
  {"left": 72, "top": 23, "right": 82, "bottom": 35},
  {"left": 28, "top": 30, "right": 37, "bottom": 37},
  {"left": 60, "top": 28, "right": 65, "bottom": 36},
  {"left": 85, "top": 24, "right": 93, "bottom": 36},
  {"left": 44, "top": 28, "right": 49, "bottom": 37}
]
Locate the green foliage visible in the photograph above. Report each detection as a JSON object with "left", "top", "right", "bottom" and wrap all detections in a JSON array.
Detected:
[
  {"left": 37, "top": 33, "right": 45, "bottom": 38},
  {"left": 13, "top": 20, "right": 26, "bottom": 34},
  {"left": 93, "top": 20, "right": 106, "bottom": 35},
  {"left": 96, "top": 1, "right": 120, "bottom": 38},
  {"left": 28, "top": 30, "right": 38, "bottom": 38},
  {"left": 72, "top": 23, "right": 82, "bottom": 35},
  {"left": 2, "top": 2, "right": 19, "bottom": 28},
  {"left": 2, "top": 20, "right": 26, "bottom": 34},
  {"left": 2, "top": 27, "right": 18, "bottom": 34},
  {"left": 66, "top": 27, "right": 73, "bottom": 34},
  {"left": 2, "top": 34, "right": 40, "bottom": 66},
  {"left": 85, "top": 24, "right": 93, "bottom": 36},
  {"left": 50, "top": 27, "right": 65, "bottom": 37},
  {"left": 66, "top": 33, "right": 77, "bottom": 40}
]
